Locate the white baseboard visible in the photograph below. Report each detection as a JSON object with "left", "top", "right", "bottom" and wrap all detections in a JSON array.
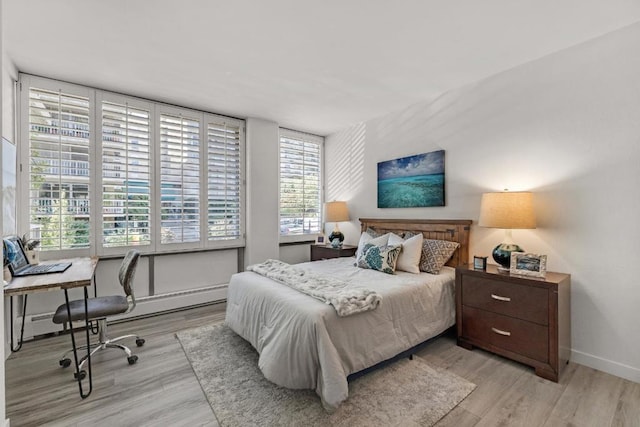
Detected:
[
  {"left": 111, "top": 284, "right": 228, "bottom": 322},
  {"left": 571, "top": 349, "right": 640, "bottom": 383},
  {"left": 14, "top": 284, "right": 228, "bottom": 342}
]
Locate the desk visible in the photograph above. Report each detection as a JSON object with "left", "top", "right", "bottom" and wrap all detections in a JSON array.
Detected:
[{"left": 4, "top": 257, "right": 98, "bottom": 398}]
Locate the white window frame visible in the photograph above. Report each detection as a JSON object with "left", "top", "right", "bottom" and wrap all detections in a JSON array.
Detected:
[
  {"left": 203, "top": 113, "right": 246, "bottom": 249},
  {"left": 96, "top": 92, "right": 155, "bottom": 256},
  {"left": 278, "top": 128, "right": 324, "bottom": 244},
  {"left": 18, "top": 74, "right": 246, "bottom": 258},
  {"left": 19, "top": 75, "right": 95, "bottom": 260},
  {"left": 155, "top": 104, "right": 203, "bottom": 252}
]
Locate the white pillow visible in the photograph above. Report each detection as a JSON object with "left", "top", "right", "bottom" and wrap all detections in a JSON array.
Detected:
[
  {"left": 388, "top": 232, "right": 424, "bottom": 274},
  {"left": 355, "top": 232, "right": 390, "bottom": 259},
  {"left": 387, "top": 232, "right": 404, "bottom": 246}
]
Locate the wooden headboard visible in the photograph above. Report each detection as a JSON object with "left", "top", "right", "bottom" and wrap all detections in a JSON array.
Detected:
[{"left": 359, "top": 218, "right": 472, "bottom": 267}]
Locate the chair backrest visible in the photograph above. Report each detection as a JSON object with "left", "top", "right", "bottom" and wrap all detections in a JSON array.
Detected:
[{"left": 119, "top": 250, "right": 140, "bottom": 300}]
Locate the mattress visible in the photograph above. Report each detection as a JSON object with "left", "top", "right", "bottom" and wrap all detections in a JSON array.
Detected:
[{"left": 225, "top": 256, "right": 456, "bottom": 410}]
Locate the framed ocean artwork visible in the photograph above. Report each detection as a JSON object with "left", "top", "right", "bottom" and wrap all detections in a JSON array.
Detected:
[{"left": 377, "top": 150, "right": 445, "bottom": 208}]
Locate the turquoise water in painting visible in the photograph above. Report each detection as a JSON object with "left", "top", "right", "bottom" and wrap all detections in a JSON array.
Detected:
[{"left": 377, "top": 173, "right": 444, "bottom": 208}]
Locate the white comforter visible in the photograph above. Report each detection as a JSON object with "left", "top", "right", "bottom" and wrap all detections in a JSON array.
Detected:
[{"left": 225, "top": 257, "right": 456, "bottom": 411}]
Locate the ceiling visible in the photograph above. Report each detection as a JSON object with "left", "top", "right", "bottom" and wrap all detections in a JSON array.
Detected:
[{"left": 4, "top": 1, "right": 640, "bottom": 136}]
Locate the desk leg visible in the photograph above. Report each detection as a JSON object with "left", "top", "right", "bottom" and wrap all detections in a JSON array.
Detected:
[
  {"left": 10, "top": 295, "right": 28, "bottom": 352},
  {"left": 64, "top": 287, "right": 92, "bottom": 399}
]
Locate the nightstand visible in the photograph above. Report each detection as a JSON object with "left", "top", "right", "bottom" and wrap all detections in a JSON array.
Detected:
[
  {"left": 456, "top": 264, "right": 571, "bottom": 382},
  {"left": 310, "top": 244, "right": 357, "bottom": 261}
]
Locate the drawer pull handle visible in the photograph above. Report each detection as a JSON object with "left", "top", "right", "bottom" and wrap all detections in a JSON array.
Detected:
[
  {"left": 491, "top": 294, "right": 511, "bottom": 302},
  {"left": 491, "top": 327, "right": 511, "bottom": 337}
]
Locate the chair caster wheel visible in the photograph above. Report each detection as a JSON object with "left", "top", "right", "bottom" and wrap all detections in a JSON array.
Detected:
[
  {"left": 135, "top": 338, "right": 145, "bottom": 347},
  {"left": 74, "top": 370, "right": 87, "bottom": 380},
  {"left": 59, "top": 358, "right": 72, "bottom": 368},
  {"left": 128, "top": 355, "right": 138, "bottom": 365}
]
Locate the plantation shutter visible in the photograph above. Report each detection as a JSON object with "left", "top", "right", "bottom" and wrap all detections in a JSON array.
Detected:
[
  {"left": 22, "top": 74, "right": 247, "bottom": 256},
  {"left": 206, "top": 118, "right": 243, "bottom": 243},
  {"left": 101, "top": 101, "right": 152, "bottom": 248},
  {"left": 28, "top": 87, "right": 91, "bottom": 250},
  {"left": 279, "top": 130, "right": 322, "bottom": 236},
  {"left": 159, "top": 112, "right": 201, "bottom": 244}
]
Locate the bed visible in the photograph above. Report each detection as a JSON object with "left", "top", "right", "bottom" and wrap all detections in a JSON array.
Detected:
[{"left": 225, "top": 218, "right": 471, "bottom": 410}]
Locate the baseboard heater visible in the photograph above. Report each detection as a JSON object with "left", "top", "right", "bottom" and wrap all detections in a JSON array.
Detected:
[{"left": 16, "top": 284, "right": 228, "bottom": 341}]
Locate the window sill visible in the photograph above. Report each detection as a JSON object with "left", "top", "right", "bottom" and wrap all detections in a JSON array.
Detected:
[{"left": 38, "top": 245, "right": 244, "bottom": 262}]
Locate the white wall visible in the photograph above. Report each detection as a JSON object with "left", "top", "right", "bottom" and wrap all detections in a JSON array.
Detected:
[
  {"left": 2, "top": 24, "right": 17, "bottom": 375},
  {"left": 279, "top": 243, "right": 311, "bottom": 264},
  {"left": 0, "top": 0, "right": 7, "bottom": 421},
  {"left": 326, "top": 23, "right": 640, "bottom": 383},
  {"left": 245, "top": 118, "right": 280, "bottom": 267},
  {"left": 1, "top": 55, "right": 14, "bottom": 142}
]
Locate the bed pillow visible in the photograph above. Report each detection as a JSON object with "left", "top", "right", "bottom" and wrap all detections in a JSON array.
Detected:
[
  {"left": 387, "top": 232, "right": 403, "bottom": 246},
  {"left": 418, "top": 239, "right": 460, "bottom": 274},
  {"left": 388, "top": 232, "right": 423, "bottom": 274},
  {"left": 355, "top": 231, "right": 390, "bottom": 259},
  {"left": 355, "top": 243, "right": 402, "bottom": 274},
  {"left": 365, "top": 227, "right": 384, "bottom": 238}
]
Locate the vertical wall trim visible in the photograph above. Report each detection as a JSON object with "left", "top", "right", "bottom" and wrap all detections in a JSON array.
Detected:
[
  {"left": 148, "top": 255, "right": 155, "bottom": 296},
  {"left": 237, "top": 247, "right": 244, "bottom": 273}
]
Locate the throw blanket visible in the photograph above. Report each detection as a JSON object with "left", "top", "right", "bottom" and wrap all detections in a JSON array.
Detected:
[{"left": 247, "top": 259, "right": 382, "bottom": 317}]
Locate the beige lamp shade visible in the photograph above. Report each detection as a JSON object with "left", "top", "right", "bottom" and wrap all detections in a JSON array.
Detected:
[
  {"left": 324, "top": 201, "right": 350, "bottom": 223},
  {"left": 478, "top": 191, "right": 536, "bottom": 229}
]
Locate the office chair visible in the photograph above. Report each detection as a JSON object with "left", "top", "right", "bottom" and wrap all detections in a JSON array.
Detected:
[{"left": 53, "top": 249, "right": 145, "bottom": 379}]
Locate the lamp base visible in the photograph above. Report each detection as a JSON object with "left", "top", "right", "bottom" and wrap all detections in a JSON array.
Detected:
[
  {"left": 496, "top": 265, "right": 510, "bottom": 273},
  {"left": 492, "top": 242, "right": 524, "bottom": 271},
  {"left": 328, "top": 231, "right": 344, "bottom": 243}
]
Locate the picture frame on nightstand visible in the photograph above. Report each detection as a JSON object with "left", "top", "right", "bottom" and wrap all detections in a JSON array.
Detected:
[
  {"left": 473, "top": 256, "right": 487, "bottom": 271},
  {"left": 510, "top": 252, "right": 547, "bottom": 278},
  {"left": 315, "top": 234, "right": 325, "bottom": 245}
]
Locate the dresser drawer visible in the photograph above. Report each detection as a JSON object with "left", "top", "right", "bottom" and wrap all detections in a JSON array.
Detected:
[
  {"left": 461, "top": 275, "right": 548, "bottom": 325},
  {"left": 462, "top": 306, "right": 549, "bottom": 363}
]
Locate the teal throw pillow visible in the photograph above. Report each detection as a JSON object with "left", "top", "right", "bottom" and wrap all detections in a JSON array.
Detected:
[{"left": 356, "top": 243, "right": 402, "bottom": 274}]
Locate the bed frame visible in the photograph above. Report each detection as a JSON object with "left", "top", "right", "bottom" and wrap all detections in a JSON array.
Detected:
[{"left": 359, "top": 218, "right": 472, "bottom": 267}]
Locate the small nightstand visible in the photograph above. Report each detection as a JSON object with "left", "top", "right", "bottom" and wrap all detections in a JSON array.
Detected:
[
  {"left": 310, "top": 244, "right": 357, "bottom": 261},
  {"left": 456, "top": 264, "right": 571, "bottom": 382}
]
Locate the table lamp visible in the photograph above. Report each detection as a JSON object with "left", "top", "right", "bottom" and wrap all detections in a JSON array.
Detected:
[
  {"left": 324, "top": 201, "right": 350, "bottom": 246},
  {"left": 478, "top": 191, "right": 536, "bottom": 271}
]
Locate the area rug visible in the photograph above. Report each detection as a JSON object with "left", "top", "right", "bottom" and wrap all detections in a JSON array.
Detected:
[{"left": 176, "top": 323, "right": 475, "bottom": 427}]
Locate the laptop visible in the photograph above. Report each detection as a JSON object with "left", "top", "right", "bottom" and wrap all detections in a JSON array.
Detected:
[{"left": 6, "top": 236, "right": 72, "bottom": 277}]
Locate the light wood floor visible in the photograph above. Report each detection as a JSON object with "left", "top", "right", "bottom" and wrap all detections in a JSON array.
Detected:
[{"left": 5, "top": 303, "right": 639, "bottom": 427}]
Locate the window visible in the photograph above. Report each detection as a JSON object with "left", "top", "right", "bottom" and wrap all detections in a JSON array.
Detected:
[
  {"left": 279, "top": 129, "right": 323, "bottom": 238},
  {"left": 101, "top": 99, "right": 152, "bottom": 249},
  {"left": 20, "top": 74, "right": 245, "bottom": 255},
  {"left": 27, "top": 86, "right": 91, "bottom": 251},
  {"left": 207, "top": 118, "right": 243, "bottom": 241},
  {"left": 159, "top": 111, "right": 201, "bottom": 245}
]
